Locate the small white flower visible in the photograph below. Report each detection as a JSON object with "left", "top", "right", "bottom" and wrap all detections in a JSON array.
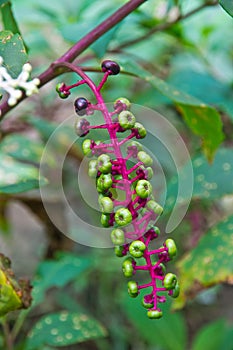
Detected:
[{"left": 0, "top": 56, "right": 40, "bottom": 106}]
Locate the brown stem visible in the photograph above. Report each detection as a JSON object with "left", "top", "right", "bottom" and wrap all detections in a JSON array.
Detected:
[
  {"left": 0, "top": 0, "right": 147, "bottom": 120},
  {"left": 114, "top": 0, "right": 219, "bottom": 50},
  {"left": 1, "top": 319, "right": 14, "bottom": 350}
]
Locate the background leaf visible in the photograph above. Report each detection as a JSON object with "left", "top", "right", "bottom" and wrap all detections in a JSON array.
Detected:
[
  {"left": 120, "top": 60, "right": 224, "bottom": 161},
  {"left": 0, "top": 152, "right": 47, "bottom": 194},
  {"left": 220, "top": 0, "right": 233, "bottom": 17},
  {"left": 174, "top": 215, "right": 233, "bottom": 309},
  {"left": 25, "top": 311, "right": 107, "bottom": 349},
  {"left": 0, "top": 30, "right": 27, "bottom": 77},
  {"left": 192, "top": 319, "right": 226, "bottom": 350}
]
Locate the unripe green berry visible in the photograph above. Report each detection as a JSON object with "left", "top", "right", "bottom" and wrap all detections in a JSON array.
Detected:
[
  {"left": 97, "top": 154, "right": 112, "bottom": 174},
  {"left": 122, "top": 257, "right": 135, "bottom": 277},
  {"left": 111, "top": 228, "right": 125, "bottom": 245},
  {"left": 165, "top": 239, "right": 177, "bottom": 259},
  {"left": 99, "top": 197, "right": 113, "bottom": 213},
  {"left": 145, "top": 167, "right": 153, "bottom": 180},
  {"left": 56, "top": 83, "right": 69, "bottom": 99},
  {"left": 142, "top": 297, "right": 154, "bottom": 309},
  {"left": 137, "top": 151, "right": 153, "bottom": 166},
  {"left": 134, "top": 122, "right": 147, "bottom": 138},
  {"left": 115, "top": 208, "right": 132, "bottom": 226},
  {"left": 135, "top": 179, "right": 152, "bottom": 199},
  {"left": 127, "top": 281, "right": 139, "bottom": 298},
  {"left": 114, "top": 97, "right": 131, "bottom": 110},
  {"left": 114, "top": 245, "right": 125, "bottom": 257},
  {"left": 146, "top": 200, "right": 163, "bottom": 215},
  {"left": 147, "top": 309, "right": 163, "bottom": 319},
  {"left": 163, "top": 273, "right": 177, "bottom": 290},
  {"left": 88, "top": 160, "right": 98, "bottom": 178},
  {"left": 100, "top": 213, "right": 110, "bottom": 227},
  {"left": 96, "top": 174, "right": 113, "bottom": 193},
  {"left": 170, "top": 281, "right": 180, "bottom": 298},
  {"left": 118, "top": 111, "right": 136, "bottom": 130},
  {"left": 82, "top": 139, "right": 92, "bottom": 157},
  {"left": 127, "top": 140, "right": 143, "bottom": 152},
  {"left": 129, "top": 240, "right": 146, "bottom": 258}
]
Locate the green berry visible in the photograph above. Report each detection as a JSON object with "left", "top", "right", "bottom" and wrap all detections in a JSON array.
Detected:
[
  {"left": 127, "top": 281, "right": 139, "bottom": 298},
  {"left": 115, "top": 208, "right": 132, "bottom": 226},
  {"left": 97, "top": 154, "right": 112, "bottom": 174},
  {"left": 170, "top": 281, "right": 180, "bottom": 298},
  {"left": 134, "top": 122, "right": 147, "bottom": 138},
  {"left": 114, "top": 97, "right": 131, "bottom": 110},
  {"left": 127, "top": 140, "right": 143, "bottom": 152},
  {"left": 114, "top": 245, "right": 125, "bottom": 257},
  {"left": 111, "top": 228, "right": 125, "bottom": 245},
  {"left": 147, "top": 309, "right": 163, "bottom": 319},
  {"left": 163, "top": 273, "right": 177, "bottom": 290},
  {"left": 129, "top": 240, "right": 146, "bottom": 258},
  {"left": 135, "top": 179, "right": 152, "bottom": 199},
  {"left": 56, "top": 83, "right": 70, "bottom": 99},
  {"left": 146, "top": 200, "right": 163, "bottom": 215},
  {"left": 99, "top": 196, "right": 113, "bottom": 213},
  {"left": 100, "top": 213, "right": 110, "bottom": 227},
  {"left": 142, "top": 297, "right": 154, "bottom": 309},
  {"left": 137, "top": 151, "right": 153, "bottom": 166},
  {"left": 122, "top": 257, "right": 135, "bottom": 277},
  {"left": 88, "top": 160, "right": 98, "bottom": 178},
  {"left": 165, "top": 239, "right": 177, "bottom": 259},
  {"left": 118, "top": 111, "right": 136, "bottom": 130},
  {"left": 145, "top": 167, "right": 153, "bottom": 180},
  {"left": 96, "top": 174, "right": 113, "bottom": 193},
  {"left": 82, "top": 139, "right": 92, "bottom": 157}
]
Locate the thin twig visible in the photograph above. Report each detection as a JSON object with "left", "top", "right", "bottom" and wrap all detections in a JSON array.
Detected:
[
  {"left": 1, "top": 318, "right": 14, "bottom": 350},
  {"left": 114, "top": 0, "right": 219, "bottom": 50},
  {"left": 0, "top": 0, "right": 147, "bottom": 120}
]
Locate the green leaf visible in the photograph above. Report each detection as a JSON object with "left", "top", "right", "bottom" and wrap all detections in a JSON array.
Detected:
[
  {"left": 32, "top": 253, "right": 91, "bottom": 306},
  {"left": 220, "top": 0, "right": 233, "bottom": 17},
  {"left": 165, "top": 148, "right": 233, "bottom": 209},
  {"left": 0, "top": 1, "right": 22, "bottom": 35},
  {"left": 192, "top": 319, "right": 226, "bottom": 350},
  {"left": 25, "top": 311, "right": 107, "bottom": 349},
  {"left": 0, "top": 152, "right": 47, "bottom": 194},
  {"left": 121, "top": 294, "right": 187, "bottom": 350},
  {"left": 0, "top": 134, "right": 48, "bottom": 165},
  {"left": 174, "top": 215, "right": 233, "bottom": 309},
  {"left": 0, "top": 31, "right": 27, "bottom": 77},
  {"left": 120, "top": 60, "right": 224, "bottom": 161}
]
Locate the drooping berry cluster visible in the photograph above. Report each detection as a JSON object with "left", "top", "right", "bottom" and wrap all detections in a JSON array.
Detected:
[{"left": 56, "top": 60, "right": 179, "bottom": 319}]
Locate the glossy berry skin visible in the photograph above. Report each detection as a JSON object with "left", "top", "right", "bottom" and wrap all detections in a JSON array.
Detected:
[
  {"left": 115, "top": 245, "right": 126, "bottom": 257},
  {"left": 137, "top": 151, "right": 153, "bottom": 167},
  {"left": 170, "top": 281, "right": 180, "bottom": 298},
  {"left": 99, "top": 196, "right": 113, "bottom": 213},
  {"left": 129, "top": 240, "right": 146, "bottom": 258},
  {"left": 88, "top": 160, "right": 98, "bottom": 178},
  {"left": 163, "top": 273, "right": 177, "bottom": 290},
  {"left": 100, "top": 213, "right": 110, "bottom": 227},
  {"left": 147, "top": 309, "right": 163, "bottom": 319},
  {"left": 142, "top": 296, "right": 154, "bottom": 309},
  {"left": 114, "top": 97, "right": 131, "bottom": 110},
  {"left": 74, "top": 97, "right": 88, "bottom": 116},
  {"left": 111, "top": 228, "right": 125, "bottom": 245},
  {"left": 56, "top": 83, "right": 70, "bottom": 99},
  {"left": 101, "top": 60, "right": 120, "bottom": 75},
  {"left": 127, "top": 281, "right": 139, "bottom": 298},
  {"left": 146, "top": 200, "right": 163, "bottom": 215},
  {"left": 134, "top": 122, "right": 147, "bottom": 138},
  {"left": 96, "top": 173, "right": 113, "bottom": 193},
  {"left": 97, "top": 154, "right": 112, "bottom": 174},
  {"left": 122, "top": 257, "right": 135, "bottom": 277},
  {"left": 118, "top": 111, "right": 136, "bottom": 130},
  {"left": 75, "top": 118, "right": 90, "bottom": 137},
  {"left": 115, "top": 208, "right": 132, "bottom": 226},
  {"left": 82, "top": 139, "right": 92, "bottom": 157},
  {"left": 165, "top": 239, "right": 177, "bottom": 259},
  {"left": 135, "top": 180, "right": 152, "bottom": 199}
]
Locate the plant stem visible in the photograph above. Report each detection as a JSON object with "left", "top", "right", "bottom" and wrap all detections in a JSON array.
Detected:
[
  {"left": 114, "top": 0, "right": 219, "bottom": 50},
  {"left": 1, "top": 318, "right": 14, "bottom": 350},
  {"left": 0, "top": 0, "right": 147, "bottom": 120}
]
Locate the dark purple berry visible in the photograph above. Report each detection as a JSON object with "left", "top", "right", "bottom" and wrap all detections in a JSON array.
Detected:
[
  {"left": 101, "top": 60, "right": 120, "bottom": 75},
  {"left": 74, "top": 97, "right": 89, "bottom": 116}
]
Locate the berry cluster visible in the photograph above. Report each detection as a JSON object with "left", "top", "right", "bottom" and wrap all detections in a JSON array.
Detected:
[{"left": 56, "top": 60, "right": 179, "bottom": 319}]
